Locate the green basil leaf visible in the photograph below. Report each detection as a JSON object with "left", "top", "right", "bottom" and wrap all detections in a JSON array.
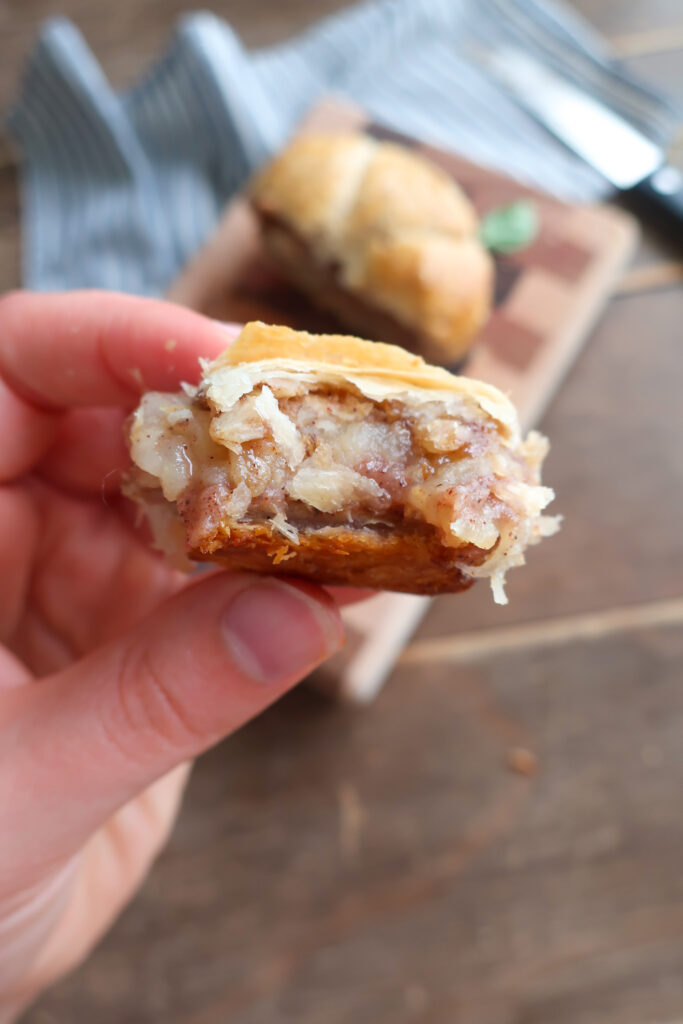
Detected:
[{"left": 479, "top": 200, "right": 539, "bottom": 254}]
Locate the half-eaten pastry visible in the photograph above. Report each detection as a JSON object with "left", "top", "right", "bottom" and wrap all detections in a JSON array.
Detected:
[
  {"left": 249, "top": 133, "right": 493, "bottom": 365},
  {"left": 125, "top": 322, "right": 559, "bottom": 601}
]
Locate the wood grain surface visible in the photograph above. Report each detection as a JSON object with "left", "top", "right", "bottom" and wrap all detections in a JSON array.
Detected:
[{"left": 1, "top": 1, "right": 682, "bottom": 1023}]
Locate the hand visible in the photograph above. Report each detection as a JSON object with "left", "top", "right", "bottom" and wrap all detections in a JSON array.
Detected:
[{"left": 0, "top": 291, "right": 351, "bottom": 1021}]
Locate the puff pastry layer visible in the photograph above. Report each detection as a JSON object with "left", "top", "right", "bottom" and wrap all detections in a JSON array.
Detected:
[
  {"left": 126, "top": 323, "right": 559, "bottom": 600},
  {"left": 249, "top": 134, "right": 493, "bottom": 364}
]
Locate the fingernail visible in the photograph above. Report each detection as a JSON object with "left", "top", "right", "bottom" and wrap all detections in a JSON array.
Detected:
[{"left": 222, "top": 580, "right": 343, "bottom": 685}]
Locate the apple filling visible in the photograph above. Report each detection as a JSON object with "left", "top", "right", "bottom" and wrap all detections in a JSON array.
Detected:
[{"left": 127, "top": 375, "right": 557, "bottom": 602}]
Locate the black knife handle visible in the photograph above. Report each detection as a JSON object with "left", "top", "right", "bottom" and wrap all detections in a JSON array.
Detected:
[{"left": 627, "top": 165, "right": 683, "bottom": 243}]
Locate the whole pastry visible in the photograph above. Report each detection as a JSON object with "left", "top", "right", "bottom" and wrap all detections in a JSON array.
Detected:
[
  {"left": 249, "top": 134, "right": 493, "bottom": 364},
  {"left": 126, "top": 322, "right": 558, "bottom": 602}
]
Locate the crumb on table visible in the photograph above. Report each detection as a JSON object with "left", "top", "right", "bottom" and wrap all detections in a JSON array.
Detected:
[{"left": 507, "top": 746, "right": 539, "bottom": 777}]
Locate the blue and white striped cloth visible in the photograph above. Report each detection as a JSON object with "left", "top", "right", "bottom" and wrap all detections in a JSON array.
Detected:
[{"left": 6, "top": 0, "right": 679, "bottom": 295}]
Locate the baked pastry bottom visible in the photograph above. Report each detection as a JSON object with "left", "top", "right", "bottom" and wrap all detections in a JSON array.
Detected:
[{"left": 190, "top": 522, "right": 476, "bottom": 595}]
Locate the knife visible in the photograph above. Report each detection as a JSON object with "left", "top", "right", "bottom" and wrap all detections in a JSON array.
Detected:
[{"left": 484, "top": 47, "right": 683, "bottom": 239}]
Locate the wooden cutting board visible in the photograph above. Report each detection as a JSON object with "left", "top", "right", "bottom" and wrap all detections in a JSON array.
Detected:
[{"left": 168, "top": 97, "right": 638, "bottom": 704}]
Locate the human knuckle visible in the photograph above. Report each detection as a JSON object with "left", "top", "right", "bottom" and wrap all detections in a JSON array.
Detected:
[{"left": 108, "top": 641, "right": 205, "bottom": 760}]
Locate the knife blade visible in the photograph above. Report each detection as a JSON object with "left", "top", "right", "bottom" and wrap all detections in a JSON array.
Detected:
[{"left": 484, "top": 47, "right": 683, "bottom": 240}]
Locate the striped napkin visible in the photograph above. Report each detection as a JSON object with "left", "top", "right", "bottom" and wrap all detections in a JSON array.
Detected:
[{"left": 6, "top": 0, "right": 679, "bottom": 294}]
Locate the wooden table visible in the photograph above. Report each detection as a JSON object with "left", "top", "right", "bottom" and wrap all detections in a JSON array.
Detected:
[{"left": 2, "top": 2, "right": 683, "bottom": 1022}]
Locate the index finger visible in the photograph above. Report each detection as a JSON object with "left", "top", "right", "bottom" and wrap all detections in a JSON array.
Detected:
[{"left": 0, "top": 290, "right": 239, "bottom": 411}]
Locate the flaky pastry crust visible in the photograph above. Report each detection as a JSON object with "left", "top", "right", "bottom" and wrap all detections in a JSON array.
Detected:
[
  {"left": 249, "top": 134, "right": 493, "bottom": 363},
  {"left": 127, "top": 323, "right": 559, "bottom": 601}
]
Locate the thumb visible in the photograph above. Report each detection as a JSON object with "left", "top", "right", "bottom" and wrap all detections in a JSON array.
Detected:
[{"left": 1, "top": 573, "right": 343, "bottom": 881}]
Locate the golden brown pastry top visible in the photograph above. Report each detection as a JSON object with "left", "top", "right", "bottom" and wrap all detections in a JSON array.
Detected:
[
  {"left": 206, "top": 321, "right": 519, "bottom": 438},
  {"left": 250, "top": 134, "right": 478, "bottom": 245},
  {"left": 248, "top": 134, "right": 493, "bottom": 357}
]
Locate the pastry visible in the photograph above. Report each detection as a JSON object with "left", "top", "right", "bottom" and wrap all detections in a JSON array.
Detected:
[
  {"left": 249, "top": 134, "right": 493, "bottom": 365},
  {"left": 126, "top": 322, "right": 558, "bottom": 601}
]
